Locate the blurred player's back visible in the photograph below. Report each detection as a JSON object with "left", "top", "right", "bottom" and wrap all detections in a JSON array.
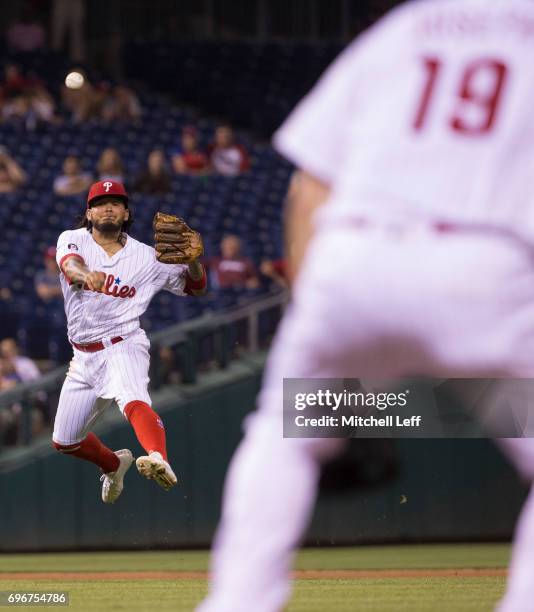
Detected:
[
  {"left": 275, "top": 0, "right": 534, "bottom": 239},
  {"left": 200, "top": 3, "right": 534, "bottom": 612}
]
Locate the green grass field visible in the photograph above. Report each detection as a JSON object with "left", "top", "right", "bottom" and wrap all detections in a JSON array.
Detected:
[{"left": 0, "top": 544, "right": 510, "bottom": 611}]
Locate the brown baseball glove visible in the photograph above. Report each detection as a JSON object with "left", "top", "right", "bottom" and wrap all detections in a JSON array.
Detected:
[{"left": 153, "top": 212, "right": 204, "bottom": 264}]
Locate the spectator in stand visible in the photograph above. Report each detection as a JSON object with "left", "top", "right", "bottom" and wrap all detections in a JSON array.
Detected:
[
  {"left": 0, "top": 343, "right": 46, "bottom": 444},
  {"left": 260, "top": 258, "right": 288, "bottom": 289},
  {"left": 35, "top": 247, "right": 62, "bottom": 305},
  {"left": 0, "top": 355, "right": 24, "bottom": 445},
  {"left": 61, "top": 72, "right": 104, "bottom": 123},
  {"left": 53, "top": 155, "right": 92, "bottom": 196},
  {"left": 208, "top": 124, "right": 250, "bottom": 176},
  {"left": 6, "top": 2, "right": 46, "bottom": 53},
  {"left": 3, "top": 83, "right": 57, "bottom": 130},
  {"left": 1, "top": 63, "right": 31, "bottom": 100},
  {"left": 134, "top": 149, "right": 171, "bottom": 194},
  {"left": 0, "top": 147, "right": 26, "bottom": 193},
  {"left": 0, "top": 272, "right": 16, "bottom": 336},
  {"left": 0, "top": 64, "right": 29, "bottom": 124},
  {"left": 1, "top": 95, "right": 29, "bottom": 124},
  {"left": 0, "top": 357, "right": 19, "bottom": 389},
  {"left": 0, "top": 339, "right": 41, "bottom": 384},
  {"left": 171, "top": 126, "right": 210, "bottom": 176},
  {"left": 101, "top": 85, "right": 142, "bottom": 123},
  {"left": 205, "top": 234, "right": 259, "bottom": 290},
  {"left": 26, "top": 84, "right": 57, "bottom": 128},
  {"left": 51, "top": 0, "right": 86, "bottom": 63},
  {"left": 0, "top": 63, "right": 56, "bottom": 130},
  {"left": 96, "top": 147, "right": 125, "bottom": 183},
  {"left": 0, "top": 285, "right": 12, "bottom": 302}
]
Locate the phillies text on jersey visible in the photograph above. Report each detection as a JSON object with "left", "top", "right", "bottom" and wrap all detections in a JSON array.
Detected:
[{"left": 56, "top": 228, "right": 188, "bottom": 343}]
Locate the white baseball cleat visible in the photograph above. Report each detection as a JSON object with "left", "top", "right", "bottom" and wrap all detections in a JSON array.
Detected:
[
  {"left": 135, "top": 451, "right": 177, "bottom": 491},
  {"left": 100, "top": 449, "right": 134, "bottom": 504}
]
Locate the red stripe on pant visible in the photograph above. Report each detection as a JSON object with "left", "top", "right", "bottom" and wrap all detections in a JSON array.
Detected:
[
  {"left": 53, "top": 432, "right": 120, "bottom": 473},
  {"left": 124, "top": 400, "right": 168, "bottom": 461}
]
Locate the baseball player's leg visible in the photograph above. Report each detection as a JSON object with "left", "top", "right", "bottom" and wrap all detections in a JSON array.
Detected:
[
  {"left": 199, "top": 231, "right": 412, "bottom": 611},
  {"left": 53, "top": 357, "right": 135, "bottom": 503},
  {"left": 199, "top": 256, "right": 403, "bottom": 612},
  {"left": 493, "top": 439, "right": 534, "bottom": 612},
  {"left": 199, "top": 228, "right": 534, "bottom": 612},
  {"left": 104, "top": 332, "right": 176, "bottom": 489},
  {"left": 53, "top": 365, "right": 119, "bottom": 473},
  {"left": 199, "top": 407, "right": 342, "bottom": 612},
  {"left": 199, "top": 286, "right": 374, "bottom": 612}
]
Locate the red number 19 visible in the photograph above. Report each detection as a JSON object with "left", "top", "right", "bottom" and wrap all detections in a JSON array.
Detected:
[{"left": 413, "top": 57, "right": 508, "bottom": 135}]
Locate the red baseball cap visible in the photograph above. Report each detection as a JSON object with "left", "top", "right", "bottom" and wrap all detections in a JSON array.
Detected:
[{"left": 87, "top": 180, "right": 129, "bottom": 208}]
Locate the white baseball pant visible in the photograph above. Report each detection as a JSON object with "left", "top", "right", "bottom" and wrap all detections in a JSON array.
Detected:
[
  {"left": 198, "top": 221, "right": 534, "bottom": 612},
  {"left": 52, "top": 329, "right": 152, "bottom": 446}
]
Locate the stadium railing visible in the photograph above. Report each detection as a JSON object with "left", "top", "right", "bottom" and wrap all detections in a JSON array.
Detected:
[{"left": 0, "top": 290, "right": 287, "bottom": 451}]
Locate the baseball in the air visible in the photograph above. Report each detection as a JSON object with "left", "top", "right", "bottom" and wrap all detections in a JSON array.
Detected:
[{"left": 65, "top": 71, "right": 85, "bottom": 90}]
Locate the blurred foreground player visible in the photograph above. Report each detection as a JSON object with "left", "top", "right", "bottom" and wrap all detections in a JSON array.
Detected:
[
  {"left": 199, "top": 1, "right": 534, "bottom": 610},
  {"left": 52, "top": 180, "right": 206, "bottom": 503}
]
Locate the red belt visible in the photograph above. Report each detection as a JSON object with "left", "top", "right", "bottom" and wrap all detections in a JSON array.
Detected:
[{"left": 71, "top": 336, "right": 124, "bottom": 353}]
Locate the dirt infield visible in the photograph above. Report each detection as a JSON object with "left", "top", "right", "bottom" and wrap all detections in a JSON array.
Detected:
[{"left": 0, "top": 568, "right": 507, "bottom": 581}]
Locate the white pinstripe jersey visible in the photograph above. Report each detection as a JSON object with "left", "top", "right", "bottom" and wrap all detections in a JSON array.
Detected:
[
  {"left": 56, "top": 228, "right": 188, "bottom": 343},
  {"left": 274, "top": 0, "right": 534, "bottom": 243}
]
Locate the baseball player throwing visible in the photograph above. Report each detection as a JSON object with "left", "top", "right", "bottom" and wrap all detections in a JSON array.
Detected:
[
  {"left": 199, "top": 1, "right": 534, "bottom": 610},
  {"left": 52, "top": 180, "right": 206, "bottom": 503}
]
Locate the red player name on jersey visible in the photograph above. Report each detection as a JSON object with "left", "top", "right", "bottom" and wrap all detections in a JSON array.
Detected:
[{"left": 99, "top": 273, "right": 136, "bottom": 298}]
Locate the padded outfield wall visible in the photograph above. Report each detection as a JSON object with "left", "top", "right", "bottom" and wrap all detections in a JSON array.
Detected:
[{"left": 0, "top": 356, "right": 526, "bottom": 551}]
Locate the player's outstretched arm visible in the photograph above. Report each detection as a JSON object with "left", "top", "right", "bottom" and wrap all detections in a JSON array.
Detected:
[{"left": 62, "top": 256, "right": 106, "bottom": 292}]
